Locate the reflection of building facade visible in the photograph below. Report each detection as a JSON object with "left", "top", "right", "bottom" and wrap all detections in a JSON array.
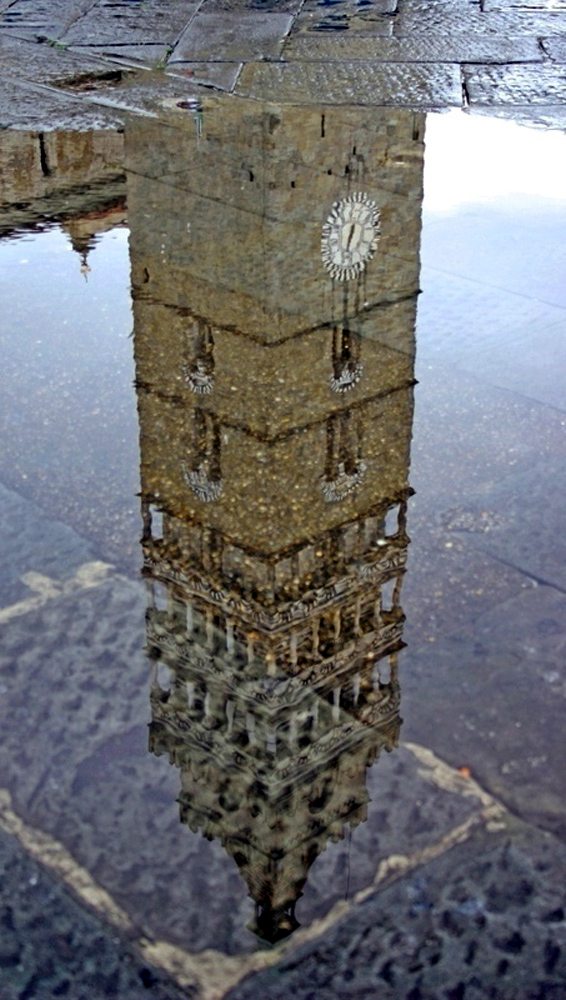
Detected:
[
  {"left": 0, "top": 131, "right": 125, "bottom": 239},
  {"left": 128, "top": 97, "right": 424, "bottom": 942}
]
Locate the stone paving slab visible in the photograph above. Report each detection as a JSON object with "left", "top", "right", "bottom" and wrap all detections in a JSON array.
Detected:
[
  {"left": 205, "top": 0, "right": 302, "bottom": 11},
  {"left": 80, "top": 72, "right": 203, "bottom": 118},
  {"left": 301, "top": 0, "right": 397, "bottom": 11},
  {"left": 0, "top": 32, "right": 128, "bottom": 86},
  {"left": 403, "top": 517, "right": 538, "bottom": 644},
  {"left": 485, "top": 0, "right": 566, "bottom": 8},
  {"left": 464, "top": 62, "right": 566, "bottom": 103},
  {"left": 403, "top": 586, "right": 566, "bottom": 839},
  {"left": 235, "top": 60, "right": 463, "bottom": 106},
  {"left": 67, "top": 42, "right": 171, "bottom": 69},
  {"left": 0, "top": 483, "right": 96, "bottom": 608},
  {"left": 165, "top": 60, "right": 243, "bottom": 92},
  {"left": 172, "top": 13, "right": 294, "bottom": 63},
  {"left": 465, "top": 459, "right": 566, "bottom": 593},
  {"left": 0, "top": 74, "right": 121, "bottom": 129},
  {"left": 60, "top": 0, "right": 199, "bottom": 47},
  {"left": 292, "top": 9, "right": 395, "bottom": 36},
  {"left": 0, "top": 0, "right": 97, "bottom": 42},
  {"left": 0, "top": 828, "right": 189, "bottom": 1000},
  {"left": 394, "top": 7, "right": 566, "bottom": 35},
  {"left": 542, "top": 35, "right": 566, "bottom": 59},
  {"left": 225, "top": 820, "right": 566, "bottom": 1000},
  {"left": 283, "top": 33, "right": 544, "bottom": 63},
  {"left": 409, "top": 358, "right": 566, "bottom": 527}
]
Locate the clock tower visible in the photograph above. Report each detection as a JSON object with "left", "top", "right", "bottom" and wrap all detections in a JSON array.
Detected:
[{"left": 126, "top": 94, "right": 424, "bottom": 941}]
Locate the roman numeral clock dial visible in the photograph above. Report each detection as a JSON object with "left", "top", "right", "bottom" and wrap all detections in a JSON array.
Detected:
[{"left": 321, "top": 192, "right": 381, "bottom": 281}]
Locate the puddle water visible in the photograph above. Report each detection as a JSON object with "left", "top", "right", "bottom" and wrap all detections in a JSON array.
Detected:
[{"left": 0, "top": 101, "right": 564, "bottom": 968}]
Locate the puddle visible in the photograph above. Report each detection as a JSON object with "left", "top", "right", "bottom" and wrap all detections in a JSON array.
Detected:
[{"left": 0, "top": 97, "right": 564, "bottom": 978}]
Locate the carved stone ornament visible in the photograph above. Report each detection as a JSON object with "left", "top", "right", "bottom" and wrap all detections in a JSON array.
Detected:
[
  {"left": 330, "top": 361, "right": 364, "bottom": 393},
  {"left": 182, "top": 463, "right": 223, "bottom": 502},
  {"left": 321, "top": 192, "right": 380, "bottom": 281},
  {"left": 182, "top": 359, "right": 215, "bottom": 395},
  {"left": 320, "top": 460, "right": 367, "bottom": 503}
]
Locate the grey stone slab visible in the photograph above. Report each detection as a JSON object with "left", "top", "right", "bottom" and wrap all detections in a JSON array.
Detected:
[
  {"left": 301, "top": 0, "right": 397, "bottom": 10},
  {"left": 0, "top": 33, "right": 127, "bottom": 86},
  {"left": 542, "top": 34, "right": 566, "bottom": 60},
  {"left": 165, "top": 60, "right": 243, "bottom": 92},
  {"left": 457, "top": 314, "right": 566, "bottom": 412},
  {"left": 291, "top": 8, "right": 395, "bottom": 36},
  {"left": 394, "top": 7, "right": 566, "bottom": 35},
  {"left": 417, "top": 265, "right": 566, "bottom": 358},
  {"left": 204, "top": 0, "right": 302, "bottom": 10},
  {"left": 172, "top": 13, "right": 293, "bottom": 62},
  {"left": 61, "top": 0, "right": 199, "bottom": 46},
  {"left": 0, "top": 829, "right": 189, "bottom": 1000},
  {"left": 402, "top": 516, "right": 538, "bottom": 644},
  {"left": 485, "top": 0, "right": 566, "bottom": 8},
  {"left": 0, "top": 75, "right": 121, "bottom": 129},
  {"left": 464, "top": 63, "right": 566, "bottom": 103},
  {"left": 0, "top": 0, "right": 96, "bottom": 42},
  {"left": 68, "top": 42, "right": 172, "bottom": 69},
  {"left": 0, "top": 482, "right": 95, "bottom": 607},
  {"left": 402, "top": 587, "right": 566, "bottom": 837},
  {"left": 409, "top": 359, "right": 565, "bottom": 517},
  {"left": 82, "top": 72, "right": 205, "bottom": 117},
  {"left": 465, "top": 458, "right": 566, "bottom": 592},
  {"left": 235, "top": 60, "right": 463, "bottom": 106},
  {"left": 226, "top": 823, "right": 566, "bottom": 1000},
  {"left": 284, "top": 33, "right": 544, "bottom": 62}
]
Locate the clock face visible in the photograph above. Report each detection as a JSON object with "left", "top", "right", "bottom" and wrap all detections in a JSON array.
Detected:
[{"left": 321, "top": 192, "right": 380, "bottom": 281}]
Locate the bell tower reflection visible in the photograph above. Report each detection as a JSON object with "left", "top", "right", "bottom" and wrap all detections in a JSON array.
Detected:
[{"left": 128, "top": 96, "right": 424, "bottom": 943}]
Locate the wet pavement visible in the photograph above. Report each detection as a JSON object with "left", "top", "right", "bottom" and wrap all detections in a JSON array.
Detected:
[{"left": 0, "top": 2, "right": 565, "bottom": 1000}]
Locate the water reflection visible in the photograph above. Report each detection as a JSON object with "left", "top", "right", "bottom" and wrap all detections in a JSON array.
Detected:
[{"left": 129, "top": 97, "right": 423, "bottom": 942}]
